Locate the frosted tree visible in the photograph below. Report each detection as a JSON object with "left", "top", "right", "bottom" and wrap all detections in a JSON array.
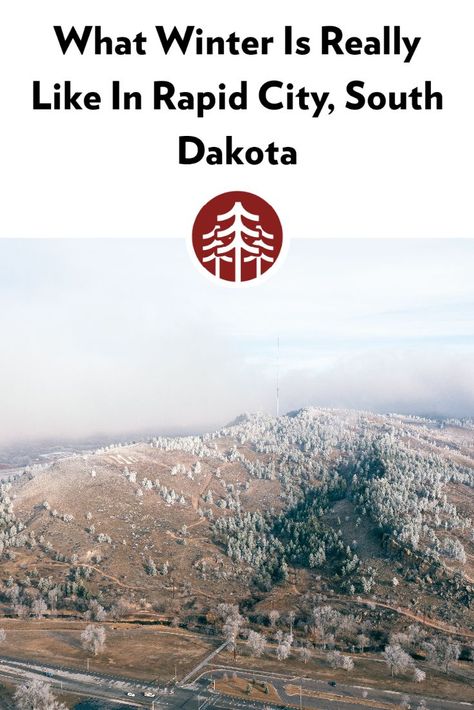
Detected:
[
  {"left": 247, "top": 630, "right": 266, "bottom": 657},
  {"left": 0, "top": 628, "right": 6, "bottom": 644},
  {"left": 222, "top": 605, "right": 245, "bottom": 655},
  {"left": 276, "top": 640, "right": 291, "bottom": 661},
  {"left": 383, "top": 644, "right": 414, "bottom": 677},
  {"left": 145, "top": 558, "right": 158, "bottom": 576},
  {"left": 223, "top": 616, "right": 242, "bottom": 653},
  {"left": 413, "top": 667, "right": 426, "bottom": 683},
  {"left": 14, "top": 680, "right": 67, "bottom": 710},
  {"left": 81, "top": 624, "right": 106, "bottom": 656}
]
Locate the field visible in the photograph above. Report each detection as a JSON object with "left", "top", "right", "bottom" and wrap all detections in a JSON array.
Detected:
[{"left": 0, "top": 618, "right": 217, "bottom": 682}]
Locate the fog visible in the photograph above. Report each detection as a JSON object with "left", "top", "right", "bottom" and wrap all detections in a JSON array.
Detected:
[{"left": 0, "top": 239, "right": 473, "bottom": 446}]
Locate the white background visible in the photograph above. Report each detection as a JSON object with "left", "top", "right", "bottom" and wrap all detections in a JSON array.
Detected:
[{"left": 0, "top": 0, "right": 472, "bottom": 239}]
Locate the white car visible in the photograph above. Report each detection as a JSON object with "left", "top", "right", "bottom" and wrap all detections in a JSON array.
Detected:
[
  {"left": 126, "top": 692, "right": 136, "bottom": 697},
  {"left": 144, "top": 691, "right": 156, "bottom": 698}
]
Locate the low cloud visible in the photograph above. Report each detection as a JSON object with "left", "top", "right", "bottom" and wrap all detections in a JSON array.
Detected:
[
  {"left": 280, "top": 348, "right": 474, "bottom": 419},
  {"left": 0, "top": 239, "right": 472, "bottom": 446}
]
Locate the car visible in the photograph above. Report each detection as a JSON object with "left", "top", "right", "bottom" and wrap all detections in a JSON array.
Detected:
[
  {"left": 126, "top": 692, "right": 136, "bottom": 697},
  {"left": 328, "top": 680, "right": 337, "bottom": 687},
  {"left": 144, "top": 691, "right": 156, "bottom": 698}
]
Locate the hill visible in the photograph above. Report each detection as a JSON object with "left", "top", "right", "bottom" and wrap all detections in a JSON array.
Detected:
[{"left": 0, "top": 408, "right": 473, "bottom": 685}]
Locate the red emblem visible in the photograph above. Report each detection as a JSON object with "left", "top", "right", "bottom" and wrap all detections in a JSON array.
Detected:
[{"left": 192, "top": 191, "right": 283, "bottom": 283}]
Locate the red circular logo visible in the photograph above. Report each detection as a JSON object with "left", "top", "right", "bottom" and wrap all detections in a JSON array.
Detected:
[{"left": 191, "top": 191, "right": 283, "bottom": 283}]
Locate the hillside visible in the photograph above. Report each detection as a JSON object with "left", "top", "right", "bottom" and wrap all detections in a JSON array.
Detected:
[{"left": 1, "top": 408, "right": 473, "bottom": 667}]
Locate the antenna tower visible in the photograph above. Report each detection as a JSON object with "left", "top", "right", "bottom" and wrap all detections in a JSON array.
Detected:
[{"left": 276, "top": 336, "right": 280, "bottom": 418}]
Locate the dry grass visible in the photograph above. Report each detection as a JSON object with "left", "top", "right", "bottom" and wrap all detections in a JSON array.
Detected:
[
  {"left": 216, "top": 676, "right": 282, "bottom": 704},
  {"left": 0, "top": 618, "right": 217, "bottom": 682},
  {"left": 285, "top": 684, "right": 396, "bottom": 709}
]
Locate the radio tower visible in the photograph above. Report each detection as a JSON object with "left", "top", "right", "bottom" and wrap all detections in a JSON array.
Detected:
[{"left": 276, "top": 336, "right": 280, "bottom": 418}]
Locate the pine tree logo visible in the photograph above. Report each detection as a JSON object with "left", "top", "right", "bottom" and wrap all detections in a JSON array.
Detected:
[{"left": 192, "top": 191, "right": 283, "bottom": 284}]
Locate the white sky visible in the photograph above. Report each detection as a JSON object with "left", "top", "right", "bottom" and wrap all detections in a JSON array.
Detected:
[{"left": 0, "top": 239, "right": 473, "bottom": 444}]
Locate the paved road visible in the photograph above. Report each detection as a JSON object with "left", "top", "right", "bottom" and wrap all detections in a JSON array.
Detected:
[
  {"left": 0, "top": 655, "right": 472, "bottom": 710},
  {"left": 201, "top": 667, "right": 474, "bottom": 710},
  {"left": 0, "top": 657, "right": 157, "bottom": 707}
]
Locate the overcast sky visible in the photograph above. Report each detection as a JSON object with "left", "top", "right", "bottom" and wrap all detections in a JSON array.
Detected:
[{"left": 0, "top": 239, "right": 473, "bottom": 445}]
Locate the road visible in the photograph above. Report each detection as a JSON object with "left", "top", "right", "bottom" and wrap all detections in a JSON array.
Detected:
[
  {"left": 199, "top": 667, "right": 474, "bottom": 710},
  {"left": 0, "top": 655, "right": 472, "bottom": 710}
]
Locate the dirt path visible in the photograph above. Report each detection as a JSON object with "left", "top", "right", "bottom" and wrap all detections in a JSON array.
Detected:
[
  {"left": 81, "top": 564, "right": 149, "bottom": 591},
  {"left": 336, "top": 596, "right": 474, "bottom": 639},
  {"left": 188, "top": 518, "right": 206, "bottom": 530},
  {"left": 49, "top": 556, "right": 219, "bottom": 601},
  {"left": 48, "top": 559, "right": 149, "bottom": 592},
  {"left": 200, "top": 472, "right": 216, "bottom": 497}
]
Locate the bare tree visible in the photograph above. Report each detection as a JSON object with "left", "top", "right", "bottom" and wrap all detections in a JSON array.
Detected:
[
  {"left": 287, "top": 610, "right": 296, "bottom": 633},
  {"left": 327, "top": 650, "right": 354, "bottom": 671},
  {"left": 311, "top": 606, "right": 341, "bottom": 648},
  {"left": 14, "top": 679, "right": 67, "bottom": 710},
  {"left": 6, "top": 584, "right": 20, "bottom": 604},
  {"left": 424, "top": 637, "right": 460, "bottom": 674},
  {"left": 86, "top": 600, "right": 107, "bottom": 622},
  {"left": 32, "top": 598, "right": 48, "bottom": 619},
  {"left": 299, "top": 646, "right": 312, "bottom": 664},
  {"left": 268, "top": 609, "right": 280, "bottom": 628},
  {"left": 47, "top": 589, "right": 59, "bottom": 612},
  {"left": 81, "top": 624, "right": 106, "bottom": 656},
  {"left": 356, "top": 633, "right": 370, "bottom": 653},
  {"left": 111, "top": 598, "right": 132, "bottom": 620},
  {"left": 216, "top": 603, "right": 240, "bottom": 623},
  {"left": 0, "top": 628, "right": 6, "bottom": 644}
]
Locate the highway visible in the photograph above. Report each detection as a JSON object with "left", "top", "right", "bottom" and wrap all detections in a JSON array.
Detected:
[
  {"left": 0, "top": 655, "right": 472, "bottom": 710},
  {"left": 201, "top": 667, "right": 473, "bottom": 710}
]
